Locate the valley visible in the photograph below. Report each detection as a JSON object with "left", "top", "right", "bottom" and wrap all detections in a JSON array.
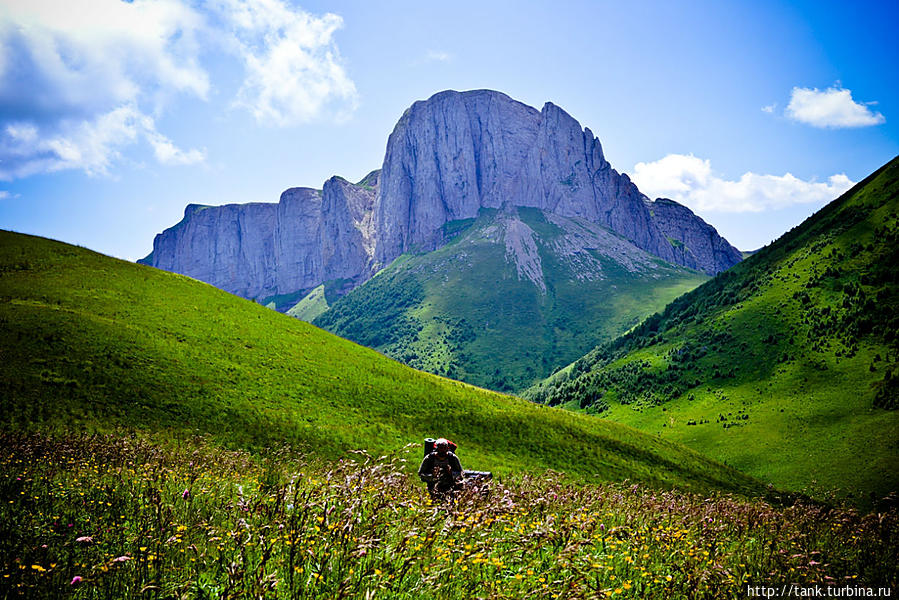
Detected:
[{"left": 316, "top": 207, "right": 708, "bottom": 391}]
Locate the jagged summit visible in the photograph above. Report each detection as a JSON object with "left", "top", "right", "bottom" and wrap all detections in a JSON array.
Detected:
[
  {"left": 142, "top": 89, "right": 741, "bottom": 306},
  {"left": 374, "top": 89, "right": 740, "bottom": 274}
]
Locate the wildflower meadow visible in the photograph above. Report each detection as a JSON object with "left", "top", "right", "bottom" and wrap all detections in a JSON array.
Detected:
[{"left": 1, "top": 432, "right": 896, "bottom": 599}]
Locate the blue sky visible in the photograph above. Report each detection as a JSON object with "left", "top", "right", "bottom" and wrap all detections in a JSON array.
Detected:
[{"left": 1, "top": 0, "right": 897, "bottom": 259}]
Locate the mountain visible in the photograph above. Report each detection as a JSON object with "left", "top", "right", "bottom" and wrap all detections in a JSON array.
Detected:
[
  {"left": 314, "top": 206, "right": 708, "bottom": 392},
  {"left": 647, "top": 198, "right": 744, "bottom": 274},
  {"left": 140, "top": 172, "right": 378, "bottom": 310},
  {"left": 0, "top": 230, "right": 764, "bottom": 495},
  {"left": 141, "top": 90, "right": 741, "bottom": 310},
  {"left": 525, "top": 157, "right": 899, "bottom": 500},
  {"left": 373, "top": 89, "right": 741, "bottom": 274}
]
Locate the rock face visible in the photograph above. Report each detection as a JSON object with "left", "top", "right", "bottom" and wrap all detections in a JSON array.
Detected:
[
  {"left": 373, "top": 90, "right": 677, "bottom": 269},
  {"left": 646, "top": 198, "right": 743, "bottom": 274},
  {"left": 146, "top": 202, "right": 279, "bottom": 299},
  {"left": 144, "top": 175, "right": 377, "bottom": 302},
  {"left": 320, "top": 174, "right": 377, "bottom": 291},
  {"left": 143, "top": 89, "right": 741, "bottom": 304}
]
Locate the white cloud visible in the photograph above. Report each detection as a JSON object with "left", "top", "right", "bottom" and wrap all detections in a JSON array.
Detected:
[
  {"left": 786, "top": 86, "right": 885, "bottom": 128},
  {"left": 220, "top": 0, "right": 358, "bottom": 126},
  {"left": 0, "top": 0, "right": 356, "bottom": 180},
  {"left": 632, "top": 154, "right": 855, "bottom": 213},
  {"left": 424, "top": 50, "right": 452, "bottom": 63},
  {"left": 0, "top": 191, "right": 11, "bottom": 199},
  {"left": 761, "top": 103, "right": 776, "bottom": 114},
  {"left": 145, "top": 129, "right": 206, "bottom": 166},
  {"left": 0, "top": 0, "right": 209, "bottom": 117},
  {"left": 0, "top": 104, "right": 204, "bottom": 180}
]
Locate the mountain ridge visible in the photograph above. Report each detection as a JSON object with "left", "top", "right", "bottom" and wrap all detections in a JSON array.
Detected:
[
  {"left": 0, "top": 229, "right": 764, "bottom": 496},
  {"left": 524, "top": 155, "right": 899, "bottom": 499},
  {"left": 141, "top": 89, "right": 741, "bottom": 307}
]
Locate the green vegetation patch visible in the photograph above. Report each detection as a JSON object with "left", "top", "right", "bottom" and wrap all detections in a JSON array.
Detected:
[
  {"left": 316, "top": 209, "right": 707, "bottom": 392},
  {"left": 286, "top": 284, "right": 330, "bottom": 322},
  {"left": 0, "top": 230, "right": 759, "bottom": 496},
  {"left": 527, "top": 157, "right": 899, "bottom": 502},
  {"left": 2, "top": 433, "right": 896, "bottom": 599}
]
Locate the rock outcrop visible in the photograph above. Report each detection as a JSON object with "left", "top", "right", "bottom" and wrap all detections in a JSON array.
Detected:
[
  {"left": 142, "top": 89, "right": 741, "bottom": 305},
  {"left": 373, "top": 90, "right": 677, "bottom": 268},
  {"left": 143, "top": 175, "right": 377, "bottom": 302},
  {"left": 320, "top": 174, "right": 377, "bottom": 291},
  {"left": 646, "top": 198, "right": 743, "bottom": 274},
  {"left": 145, "top": 202, "right": 279, "bottom": 299}
]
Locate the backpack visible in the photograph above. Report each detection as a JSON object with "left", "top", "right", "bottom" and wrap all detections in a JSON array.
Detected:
[{"left": 423, "top": 437, "right": 457, "bottom": 456}]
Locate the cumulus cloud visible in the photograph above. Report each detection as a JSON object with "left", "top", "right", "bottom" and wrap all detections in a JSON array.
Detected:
[
  {"left": 0, "top": 104, "right": 205, "bottom": 180},
  {"left": 761, "top": 103, "right": 776, "bottom": 114},
  {"left": 0, "top": 0, "right": 356, "bottom": 180},
  {"left": 632, "top": 154, "right": 854, "bottom": 213},
  {"left": 218, "top": 0, "right": 358, "bottom": 126},
  {"left": 145, "top": 128, "right": 206, "bottom": 166},
  {"left": 0, "top": 0, "right": 209, "bottom": 121},
  {"left": 785, "top": 86, "right": 885, "bottom": 128}
]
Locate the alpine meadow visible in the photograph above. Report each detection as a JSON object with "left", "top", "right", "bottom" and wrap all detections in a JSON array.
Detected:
[
  {"left": 3, "top": 1, "right": 899, "bottom": 597},
  {"left": 527, "top": 157, "right": 899, "bottom": 501},
  {"left": 1, "top": 228, "right": 897, "bottom": 598}
]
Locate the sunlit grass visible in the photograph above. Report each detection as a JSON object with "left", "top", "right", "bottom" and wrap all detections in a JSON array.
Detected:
[
  {"left": 0, "top": 229, "right": 763, "bottom": 496},
  {"left": 528, "top": 157, "right": 899, "bottom": 502},
  {"left": 1, "top": 433, "right": 896, "bottom": 599}
]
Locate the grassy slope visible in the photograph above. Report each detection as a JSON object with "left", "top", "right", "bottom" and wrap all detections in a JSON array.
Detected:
[
  {"left": 527, "top": 157, "right": 899, "bottom": 500},
  {"left": 0, "top": 230, "right": 763, "bottom": 497},
  {"left": 286, "top": 283, "right": 329, "bottom": 322},
  {"left": 314, "top": 209, "right": 707, "bottom": 393}
]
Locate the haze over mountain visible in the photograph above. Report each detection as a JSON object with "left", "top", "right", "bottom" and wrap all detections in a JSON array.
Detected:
[{"left": 141, "top": 90, "right": 742, "bottom": 312}]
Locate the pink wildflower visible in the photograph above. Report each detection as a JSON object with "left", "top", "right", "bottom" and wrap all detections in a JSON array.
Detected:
[
  {"left": 70, "top": 576, "right": 83, "bottom": 586},
  {"left": 182, "top": 488, "right": 191, "bottom": 500},
  {"left": 75, "top": 536, "right": 93, "bottom": 544},
  {"left": 112, "top": 556, "right": 131, "bottom": 563}
]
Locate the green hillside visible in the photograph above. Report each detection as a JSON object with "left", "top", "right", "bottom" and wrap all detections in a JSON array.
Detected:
[
  {"left": 526, "top": 157, "right": 899, "bottom": 501},
  {"left": 0, "top": 230, "right": 761, "bottom": 496},
  {"left": 313, "top": 207, "right": 707, "bottom": 392},
  {"left": 286, "top": 283, "right": 329, "bottom": 321}
]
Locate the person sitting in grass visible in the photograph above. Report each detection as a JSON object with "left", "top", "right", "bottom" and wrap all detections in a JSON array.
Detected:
[{"left": 418, "top": 438, "right": 463, "bottom": 501}]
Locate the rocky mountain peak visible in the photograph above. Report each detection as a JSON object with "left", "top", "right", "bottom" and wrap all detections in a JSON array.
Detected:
[
  {"left": 143, "top": 89, "right": 741, "bottom": 306},
  {"left": 371, "top": 89, "right": 685, "bottom": 271},
  {"left": 645, "top": 197, "right": 743, "bottom": 274}
]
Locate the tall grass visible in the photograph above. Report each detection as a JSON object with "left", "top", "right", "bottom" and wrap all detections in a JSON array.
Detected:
[{"left": 2, "top": 433, "right": 896, "bottom": 599}]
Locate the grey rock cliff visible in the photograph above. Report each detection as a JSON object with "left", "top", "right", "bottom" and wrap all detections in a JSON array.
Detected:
[
  {"left": 373, "top": 90, "right": 678, "bottom": 268},
  {"left": 144, "top": 89, "right": 741, "bottom": 306},
  {"left": 320, "top": 175, "right": 377, "bottom": 293},
  {"left": 148, "top": 202, "right": 279, "bottom": 299},
  {"left": 646, "top": 198, "right": 743, "bottom": 274},
  {"left": 272, "top": 187, "right": 324, "bottom": 295},
  {"left": 146, "top": 175, "right": 377, "bottom": 302}
]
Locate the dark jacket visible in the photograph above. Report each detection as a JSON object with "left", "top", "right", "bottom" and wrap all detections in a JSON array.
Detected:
[{"left": 418, "top": 451, "right": 463, "bottom": 482}]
